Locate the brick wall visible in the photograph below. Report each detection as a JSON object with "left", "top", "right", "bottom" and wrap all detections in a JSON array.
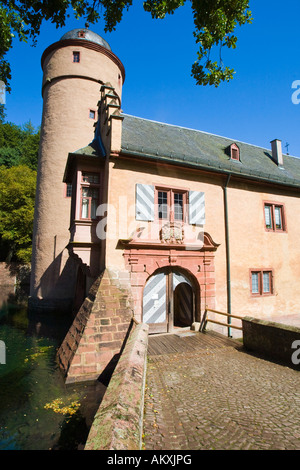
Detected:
[
  {"left": 84, "top": 322, "right": 149, "bottom": 450},
  {"left": 57, "top": 268, "right": 134, "bottom": 383}
]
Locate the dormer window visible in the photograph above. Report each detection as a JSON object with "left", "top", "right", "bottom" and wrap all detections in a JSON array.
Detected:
[
  {"left": 230, "top": 143, "right": 240, "bottom": 161},
  {"left": 77, "top": 30, "right": 86, "bottom": 38}
]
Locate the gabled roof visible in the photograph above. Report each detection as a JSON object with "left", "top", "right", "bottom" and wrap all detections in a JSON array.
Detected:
[{"left": 121, "top": 114, "right": 300, "bottom": 189}]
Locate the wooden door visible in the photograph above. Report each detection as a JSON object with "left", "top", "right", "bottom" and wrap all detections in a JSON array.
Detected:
[{"left": 143, "top": 272, "right": 168, "bottom": 334}]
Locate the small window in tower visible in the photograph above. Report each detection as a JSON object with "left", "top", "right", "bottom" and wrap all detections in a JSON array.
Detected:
[
  {"left": 73, "top": 51, "right": 80, "bottom": 63},
  {"left": 89, "top": 109, "right": 96, "bottom": 119}
]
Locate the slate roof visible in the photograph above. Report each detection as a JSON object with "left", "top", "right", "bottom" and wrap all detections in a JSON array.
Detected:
[{"left": 121, "top": 114, "right": 300, "bottom": 189}]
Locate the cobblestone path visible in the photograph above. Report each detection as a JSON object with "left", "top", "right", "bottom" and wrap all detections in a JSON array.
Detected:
[{"left": 143, "top": 331, "right": 300, "bottom": 450}]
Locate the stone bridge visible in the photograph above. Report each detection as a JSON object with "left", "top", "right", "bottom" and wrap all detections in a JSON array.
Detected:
[
  {"left": 85, "top": 322, "right": 300, "bottom": 451},
  {"left": 144, "top": 330, "right": 300, "bottom": 450}
]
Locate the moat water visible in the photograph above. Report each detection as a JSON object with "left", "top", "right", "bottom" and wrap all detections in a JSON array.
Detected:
[{"left": 0, "top": 286, "right": 106, "bottom": 450}]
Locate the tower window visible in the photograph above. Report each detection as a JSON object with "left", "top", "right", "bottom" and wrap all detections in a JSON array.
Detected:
[
  {"left": 89, "top": 109, "right": 96, "bottom": 119},
  {"left": 73, "top": 51, "right": 80, "bottom": 63}
]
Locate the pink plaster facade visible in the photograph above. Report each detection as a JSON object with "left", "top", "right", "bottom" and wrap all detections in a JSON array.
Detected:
[{"left": 31, "top": 28, "right": 300, "bottom": 362}]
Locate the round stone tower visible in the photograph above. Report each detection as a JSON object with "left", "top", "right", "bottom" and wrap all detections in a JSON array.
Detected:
[{"left": 29, "top": 27, "right": 125, "bottom": 313}]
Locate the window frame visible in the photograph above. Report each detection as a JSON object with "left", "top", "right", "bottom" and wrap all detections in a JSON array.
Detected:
[
  {"left": 155, "top": 186, "right": 188, "bottom": 223},
  {"left": 72, "top": 51, "right": 80, "bottom": 63},
  {"left": 228, "top": 143, "right": 240, "bottom": 161},
  {"left": 80, "top": 172, "right": 100, "bottom": 221},
  {"left": 263, "top": 201, "right": 286, "bottom": 232},
  {"left": 250, "top": 269, "right": 274, "bottom": 297},
  {"left": 89, "top": 109, "right": 96, "bottom": 120},
  {"left": 64, "top": 183, "right": 72, "bottom": 198},
  {"left": 231, "top": 145, "right": 240, "bottom": 161}
]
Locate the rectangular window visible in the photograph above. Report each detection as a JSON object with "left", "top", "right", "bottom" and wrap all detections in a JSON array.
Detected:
[
  {"left": 264, "top": 203, "right": 285, "bottom": 232},
  {"left": 89, "top": 109, "right": 96, "bottom": 119},
  {"left": 81, "top": 187, "right": 98, "bottom": 219},
  {"left": 174, "top": 193, "right": 183, "bottom": 221},
  {"left": 251, "top": 272, "right": 259, "bottom": 294},
  {"left": 251, "top": 270, "right": 273, "bottom": 296},
  {"left": 65, "top": 183, "right": 72, "bottom": 198},
  {"left": 73, "top": 51, "right": 80, "bottom": 63},
  {"left": 80, "top": 172, "right": 100, "bottom": 220},
  {"left": 263, "top": 272, "right": 271, "bottom": 293},
  {"left": 158, "top": 191, "right": 168, "bottom": 220},
  {"left": 274, "top": 206, "right": 282, "bottom": 230},
  {"left": 135, "top": 184, "right": 205, "bottom": 225},
  {"left": 264, "top": 205, "right": 272, "bottom": 230},
  {"left": 156, "top": 187, "right": 187, "bottom": 222}
]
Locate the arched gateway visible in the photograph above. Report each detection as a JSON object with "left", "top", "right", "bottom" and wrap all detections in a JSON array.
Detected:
[
  {"left": 122, "top": 232, "right": 220, "bottom": 334},
  {"left": 143, "top": 269, "right": 195, "bottom": 334}
]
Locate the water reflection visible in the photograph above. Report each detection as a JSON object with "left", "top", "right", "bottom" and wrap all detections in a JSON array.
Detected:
[{"left": 0, "top": 287, "right": 106, "bottom": 450}]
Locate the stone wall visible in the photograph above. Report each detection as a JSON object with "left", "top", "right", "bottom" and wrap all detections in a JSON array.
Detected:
[
  {"left": 242, "top": 316, "right": 300, "bottom": 370},
  {"left": 84, "top": 322, "right": 149, "bottom": 450},
  {"left": 57, "top": 268, "right": 134, "bottom": 383},
  {"left": 0, "top": 262, "right": 30, "bottom": 286},
  {"left": 0, "top": 262, "right": 31, "bottom": 306},
  {"left": 0, "top": 262, "right": 17, "bottom": 287}
]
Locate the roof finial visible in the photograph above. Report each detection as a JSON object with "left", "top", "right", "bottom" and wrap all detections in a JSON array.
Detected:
[
  {"left": 285, "top": 142, "right": 290, "bottom": 155},
  {"left": 85, "top": 21, "right": 90, "bottom": 29}
]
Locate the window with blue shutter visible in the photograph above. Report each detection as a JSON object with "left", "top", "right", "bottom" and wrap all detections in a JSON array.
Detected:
[
  {"left": 135, "top": 184, "right": 155, "bottom": 221},
  {"left": 188, "top": 191, "right": 205, "bottom": 225}
]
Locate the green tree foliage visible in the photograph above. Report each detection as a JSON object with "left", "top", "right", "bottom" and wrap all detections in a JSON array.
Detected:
[
  {"left": 0, "top": 119, "right": 39, "bottom": 262},
  {"left": 0, "top": 119, "right": 40, "bottom": 169},
  {"left": 0, "top": 104, "right": 6, "bottom": 123},
  {"left": 0, "top": 0, "right": 252, "bottom": 90},
  {"left": 0, "top": 165, "right": 36, "bottom": 263}
]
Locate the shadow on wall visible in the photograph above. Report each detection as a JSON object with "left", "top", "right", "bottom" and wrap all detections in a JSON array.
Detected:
[{"left": 29, "top": 250, "right": 79, "bottom": 314}]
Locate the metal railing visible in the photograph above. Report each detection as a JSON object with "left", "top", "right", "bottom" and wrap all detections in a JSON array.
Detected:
[{"left": 199, "top": 308, "right": 244, "bottom": 334}]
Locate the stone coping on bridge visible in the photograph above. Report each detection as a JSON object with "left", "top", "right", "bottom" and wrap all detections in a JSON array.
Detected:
[
  {"left": 84, "top": 321, "right": 149, "bottom": 450},
  {"left": 242, "top": 316, "right": 300, "bottom": 370}
]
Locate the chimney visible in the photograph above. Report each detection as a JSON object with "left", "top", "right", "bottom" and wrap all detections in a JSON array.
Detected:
[{"left": 270, "top": 139, "right": 283, "bottom": 167}]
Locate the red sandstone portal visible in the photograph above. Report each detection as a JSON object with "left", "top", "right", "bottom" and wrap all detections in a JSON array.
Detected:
[{"left": 122, "top": 232, "right": 219, "bottom": 334}]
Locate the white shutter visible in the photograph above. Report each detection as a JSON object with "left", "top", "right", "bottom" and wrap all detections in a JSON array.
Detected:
[
  {"left": 143, "top": 272, "right": 167, "bottom": 324},
  {"left": 135, "top": 184, "right": 155, "bottom": 221},
  {"left": 188, "top": 191, "right": 205, "bottom": 225}
]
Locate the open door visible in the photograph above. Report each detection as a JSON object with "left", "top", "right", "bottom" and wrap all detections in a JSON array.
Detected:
[
  {"left": 143, "top": 269, "right": 195, "bottom": 334},
  {"left": 174, "top": 282, "right": 193, "bottom": 327}
]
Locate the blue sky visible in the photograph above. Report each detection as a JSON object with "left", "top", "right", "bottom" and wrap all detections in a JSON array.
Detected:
[{"left": 4, "top": 1, "right": 300, "bottom": 157}]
